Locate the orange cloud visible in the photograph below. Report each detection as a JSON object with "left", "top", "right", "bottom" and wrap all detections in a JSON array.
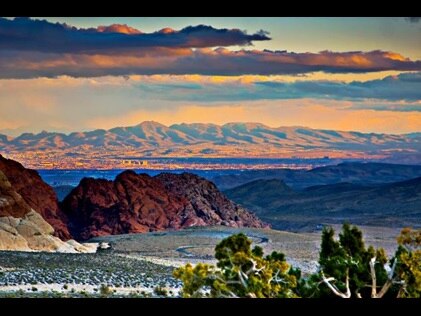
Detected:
[
  {"left": 97, "top": 24, "right": 142, "bottom": 34},
  {"left": 158, "top": 27, "right": 176, "bottom": 34}
]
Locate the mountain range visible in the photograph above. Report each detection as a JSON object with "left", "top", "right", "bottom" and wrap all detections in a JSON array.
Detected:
[{"left": 1, "top": 121, "right": 421, "bottom": 164}]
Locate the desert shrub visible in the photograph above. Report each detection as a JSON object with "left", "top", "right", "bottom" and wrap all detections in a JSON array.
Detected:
[
  {"left": 153, "top": 285, "right": 168, "bottom": 297},
  {"left": 99, "top": 284, "right": 113, "bottom": 296}
]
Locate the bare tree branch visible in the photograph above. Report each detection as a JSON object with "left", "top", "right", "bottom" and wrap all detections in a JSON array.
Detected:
[
  {"left": 368, "top": 256, "right": 401, "bottom": 298},
  {"left": 344, "top": 269, "right": 351, "bottom": 298},
  {"left": 321, "top": 270, "right": 351, "bottom": 298},
  {"left": 246, "top": 259, "right": 264, "bottom": 275},
  {"left": 238, "top": 269, "right": 248, "bottom": 289},
  {"left": 388, "top": 257, "right": 397, "bottom": 280},
  {"left": 369, "top": 257, "right": 377, "bottom": 298}
]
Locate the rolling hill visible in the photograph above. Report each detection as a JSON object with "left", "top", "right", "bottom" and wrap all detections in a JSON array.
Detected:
[
  {"left": 213, "top": 162, "right": 421, "bottom": 190},
  {"left": 225, "top": 176, "right": 421, "bottom": 231}
]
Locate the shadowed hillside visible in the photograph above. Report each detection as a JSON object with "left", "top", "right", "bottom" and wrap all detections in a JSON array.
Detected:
[
  {"left": 225, "top": 176, "right": 421, "bottom": 231},
  {"left": 214, "top": 162, "right": 421, "bottom": 190}
]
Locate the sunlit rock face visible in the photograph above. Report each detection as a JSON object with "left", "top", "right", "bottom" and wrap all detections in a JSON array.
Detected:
[
  {"left": 0, "top": 155, "right": 71, "bottom": 240},
  {"left": 0, "top": 171, "right": 95, "bottom": 253}
]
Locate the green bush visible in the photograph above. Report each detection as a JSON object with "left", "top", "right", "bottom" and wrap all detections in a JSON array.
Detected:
[
  {"left": 174, "top": 233, "right": 297, "bottom": 298},
  {"left": 99, "top": 284, "right": 113, "bottom": 296}
]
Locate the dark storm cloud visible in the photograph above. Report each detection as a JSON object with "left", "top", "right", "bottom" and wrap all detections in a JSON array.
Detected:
[{"left": 0, "top": 17, "right": 271, "bottom": 54}]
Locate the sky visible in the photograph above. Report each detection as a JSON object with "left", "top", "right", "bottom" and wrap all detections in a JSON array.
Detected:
[{"left": 0, "top": 17, "right": 421, "bottom": 136}]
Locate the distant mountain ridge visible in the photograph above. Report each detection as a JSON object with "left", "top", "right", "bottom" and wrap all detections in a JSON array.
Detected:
[
  {"left": 225, "top": 176, "right": 421, "bottom": 231},
  {"left": 213, "top": 162, "right": 421, "bottom": 190},
  {"left": 1, "top": 121, "right": 420, "bottom": 160}
]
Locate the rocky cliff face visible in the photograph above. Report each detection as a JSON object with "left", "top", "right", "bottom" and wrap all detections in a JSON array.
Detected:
[
  {"left": 62, "top": 171, "right": 267, "bottom": 240},
  {"left": 0, "top": 170, "right": 96, "bottom": 252},
  {"left": 0, "top": 155, "right": 71, "bottom": 239}
]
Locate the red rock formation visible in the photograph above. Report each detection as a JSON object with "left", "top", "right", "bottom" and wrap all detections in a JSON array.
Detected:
[
  {"left": 156, "top": 173, "right": 268, "bottom": 229},
  {"left": 0, "top": 155, "right": 71, "bottom": 239},
  {"left": 61, "top": 171, "right": 188, "bottom": 240},
  {"left": 62, "top": 171, "right": 267, "bottom": 240}
]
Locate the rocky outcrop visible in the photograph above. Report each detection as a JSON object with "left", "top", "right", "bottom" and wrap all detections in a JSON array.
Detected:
[
  {"left": 156, "top": 173, "right": 267, "bottom": 229},
  {"left": 0, "top": 155, "right": 71, "bottom": 239},
  {"left": 0, "top": 170, "right": 95, "bottom": 252},
  {"left": 62, "top": 171, "right": 267, "bottom": 240},
  {"left": 0, "top": 210, "right": 97, "bottom": 252},
  {"left": 61, "top": 171, "right": 189, "bottom": 240}
]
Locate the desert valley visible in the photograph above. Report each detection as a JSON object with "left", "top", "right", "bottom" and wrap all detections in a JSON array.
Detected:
[
  {"left": 1, "top": 16, "right": 421, "bottom": 298},
  {"left": 1, "top": 146, "right": 420, "bottom": 297}
]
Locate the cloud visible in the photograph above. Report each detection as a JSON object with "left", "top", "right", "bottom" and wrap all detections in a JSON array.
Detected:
[
  {"left": 130, "top": 72, "right": 421, "bottom": 106},
  {"left": 405, "top": 17, "right": 421, "bottom": 23},
  {"left": 1, "top": 48, "right": 420, "bottom": 79},
  {"left": 256, "top": 72, "right": 421, "bottom": 102},
  {"left": 1, "top": 18, "right": 421, "bottom": 78},
  {"left": 97, "top": 24, "right": 142, "bottom": 34},
  {"left": 0, "top": 18, "right": 270, "bottom": 54}
]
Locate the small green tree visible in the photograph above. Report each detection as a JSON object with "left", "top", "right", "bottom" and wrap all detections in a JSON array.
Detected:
[
  {"left": 173, "top": 233, "right": 297, "bottom": 298},
  {"left": 314, "top": 224, "right": 420, "bottom": 298},
  {"left": 395, "top": 228, "right": 421, "bottom": 298}
]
